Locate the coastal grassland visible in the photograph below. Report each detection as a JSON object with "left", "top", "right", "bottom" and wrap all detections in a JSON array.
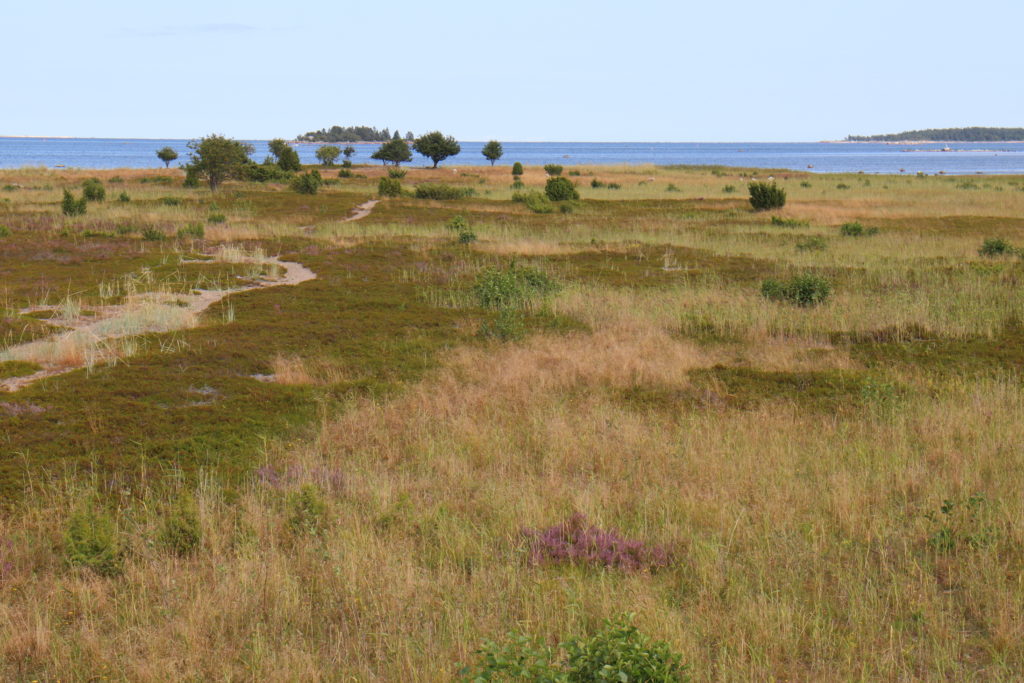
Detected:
[{"left": 1, "top": 163, "right": 1024, "bottom": 680}]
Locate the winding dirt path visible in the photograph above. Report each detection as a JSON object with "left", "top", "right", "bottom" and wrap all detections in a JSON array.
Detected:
[
  {"left": 0, "top": 255, "right": 316, "bottom": 393},
  {"left": 343, "top": 199, "right": 379, "bottom": 222}
]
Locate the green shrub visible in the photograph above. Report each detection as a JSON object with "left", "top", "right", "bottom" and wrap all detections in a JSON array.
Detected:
[
  {"left": 473, "top": 264, "right": 559, "bottom": 309},
  {"left": 800, "top": 181, "right": 812, "bottom": 188},
  {"left": 513, "top": 190, "right": 555, "bottom": 213},
  {"left": 607, "top": 182, "right": 621, "bottom": 190},
  {"left": 183, "top": 166, "right": 201, "bottom": 188},
  {"left": 208, "top": 212, "right": 226, "bottom": 223},
  {"left": 543, "top": 164, "right": 563, "bottom": 176},
  {"left": 511, "top": 162, "right": 524, "bottom": 176},
  {"left": 177, "top": 223, "right": 205, "bottom": 239},
  {"left": 387, "top": 167, "right": 407, "bottom": 179},
  {"left": 770, "top": 215, "right": 809, "bottom": 227},
  {"left": 748, "top": 181, "right": 786, "bottom": 210},
  {"left": 839, "top": 222, "right": 878, "bottom": 237},
  {"left": 109, "top": 176, "right": 124, "bottom": 183},
  {"left": 591, "top": 178, "right": 605, "bottom": 188},
  {"left": 65, "top": 504, "right": 122, "bottom": 577},
  {"left": 979, "top": 237, "right": 1014, "bottom": 256},
  {"left": 338, "top": 168, "right": 353, "bottom": 178},
  {"left": 567, "top": 169, "right": 581, "bottom": 176},
  {"left": 141, "top": 227, "right": 165, "bottom": 241},
  {"left": 761, "top": 274, "right": 832, "bottom": 307},
  {"left": 242, "top": 162, "right": 295, "bottom": 183},
  {"left": 511, "top": 179, "right": 525, "bottom": 190},
  {"left": 378, "top": 177, "right": 402, "bottom": 197},
  {"left": 61, "top": 189, "right": 87, "bottom": 216},
  {"left": 158, "top": 496, "right": 202, "bottom": 556},
  {"left": 82, "top": 178, "right": 106, "bottom": 202},
  {"left": 722, "top": 185, "right": 736, "bottom": 193},
  {"left": 291, "top": 170, "right": 322, "bottom": 195},
  {"left": 160, "top": 196, "right": 181, "bottom": 206},
  {"left": 796, "top": 236, "right": 827, "bottom": 251},
  {"left": 559, "top": 202, "right": 575, "bottom": 214},
  {"left": 666, "top": 183, "right": 680, "bottom": 192},
  {"left": 414, "top": 183, "right": 474, "bottom": 200},
  {"left": 459, "top": 615, "right": 687, "bottom": 682},
  {"left": 287, "top": 485, "right": 328, "bottom": 536},
  {"left": 116, "top": 224, "right": 135, "bottom": 235},
  {"left": 446, "top": 215, "right": 468, "bottom": 231},
  {"left": 478, "top": 307, "right": 525, "bottom": 341},
  {"left": 457, "top": 229, "right": 477, "bottom": 244},
  {"left": 836, "top": 183, "right": 851, "bottom": 190},
  {"left": 0, "top": 225, "right": 10, "bottom": 237},
  {"left": 117, "top": 191, "right": 131, "bottom": 202},
  {"left": 544, "top": 176, "right": 579, "bottom": 202}
]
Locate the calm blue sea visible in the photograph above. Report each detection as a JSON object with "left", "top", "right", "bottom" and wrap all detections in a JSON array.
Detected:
[{"left": 2, "top": 138, "right": 1023, "bottom": 175}]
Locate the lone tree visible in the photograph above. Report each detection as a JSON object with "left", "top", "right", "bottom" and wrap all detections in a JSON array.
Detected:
[
  {"left": 370, "top": 138, "right": 413, "bottom": 166},
  {"left": 315, "top": 145, "right": 341, "bottom": 166},
  {"left": 342, "top": 145, "right": 356, "bottom": 160},
  {"left": 481, "top": 140, "right": 503, "bottom": 166},
  {"left": 156, "top": 146, "right": 178, "bottom": 168},
  {"left": 186, "top": 134, "right": 254, "bottom": 192},
  {"left": 413, "top": 131, "right": 461, "bottom": 168},
  {"left": 268, "top": 139, "right": 302, "bottom": 172}
]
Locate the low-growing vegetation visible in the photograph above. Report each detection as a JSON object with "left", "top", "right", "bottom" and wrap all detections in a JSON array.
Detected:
[{"left": 1, "top": 161, "right": 1024, "bottom": 680}]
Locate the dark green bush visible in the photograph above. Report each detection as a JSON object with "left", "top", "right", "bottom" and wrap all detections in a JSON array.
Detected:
[
  {"left": 414, "top": 183, "right": 474, "bottom": 200},
  {"left": 836, "top": 183, "right": 851, "bottom": 190},
  {"left": 291, "top": 170, "right": 322, "bottom": 195},
  {"left": 748, "top": 181, "right": 786, "bottom": 210},
  {"left": 511, "top": 179, "right": 525, "bottom": 190},
  {"left": 338, "top": 168, "right": 353, "bottom": 178},
  {"left": 590, "top": 178, "right": 605, "bottom": 188},
  {"left": 177, "top": 223, "right": 205, "bottom": 239},
  {"left": 761, "top": 274, "right": 832, "bottom": 307},
  {"left": 839, "top": 222, "right": 878, "bottom": 237},
  {"left": 979, "top": 237, "right": 1014, "bottom": 256},
  {"left": 457, "top": 229, "right": 477, "bottom": 244},
  {"left": 0, "top": 225, "right": 10, "bottom": 237},
  {"left": 800, "top": 181, "right": 812, "bottom": 188},
  {"left": 116, "top": 224, "right": 135, "bottom": 235},
  {"left": 141, "top": 227, "right": 165, "bottom": 241},
  {"left": 543, "top": 164, "right": 563, "bottom": 176},
  {"left": 607, "top": 182, "right": 621, "bottom": 190},
  {"left": 722, "top": 185, "right": 736, "bottom": 193},
  {"left": 61, "top": 189, "right": 87, "bottom": 216},
  {"left": 770, "top": 215, "right": 809, "bottom": 227},
  {"left": 544, "top": 176, "right": 579, "bottom": 202},
  {"left": 65, "top": 504, "right": 122, "bottom": 576},
  {"left": 387, "top": 167, "right": 407, "bottom": 179},
  {"left": 378, "top": 177, "right": 402, "bottom": 197},
  {"left": 666, "top": 183, "right": 680, "bottom": 192},
  {"left": 82, "top": 178, "right": 106, "bottom": 202},
  {"left": 512, "top": 162, "right": 524, "bottom": 176},
  {"left": 160, "top": 196, "right": 181, "bottom": 206},
  {"left": 117, "top": 191, "right": 131, "bottom": 202},
  {"left": 158, "top": 496, "right": 202, "bottom": 556},
  {"left": 208, "top": 213, "right": 226, "bottom": 223}
]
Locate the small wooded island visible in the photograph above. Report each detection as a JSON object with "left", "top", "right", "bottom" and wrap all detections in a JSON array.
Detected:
[{"left": 847, "top": 126, "right": 1024, "bottom": 142}]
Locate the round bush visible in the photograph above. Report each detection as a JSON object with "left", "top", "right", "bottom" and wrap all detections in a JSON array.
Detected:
[{"left": 544, "top": 177, "right": 579, "bottom": 202}]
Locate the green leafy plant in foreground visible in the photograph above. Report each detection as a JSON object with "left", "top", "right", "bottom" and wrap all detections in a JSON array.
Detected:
[{"left": 459, "top": 614, "right": 688, "bottom": 682}]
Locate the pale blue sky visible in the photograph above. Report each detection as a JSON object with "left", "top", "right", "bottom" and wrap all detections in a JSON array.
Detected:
[{"left": 5, "top": 0, "right": 1022, "bottom": 141}]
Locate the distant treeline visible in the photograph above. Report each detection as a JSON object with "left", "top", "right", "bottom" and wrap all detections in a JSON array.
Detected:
[
  {"left": 297, "top": 126, "right": 414, "bottom": 143},
  {"left": 846, "top": 127, "right": 1024, "bottom": 142}
]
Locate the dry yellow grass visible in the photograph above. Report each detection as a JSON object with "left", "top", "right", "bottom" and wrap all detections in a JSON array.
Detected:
[{"left": 3, "top": 163, "right": 1024, "bottom": 680}]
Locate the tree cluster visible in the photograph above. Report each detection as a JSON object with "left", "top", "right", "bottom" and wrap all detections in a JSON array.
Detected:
[
  {"left": 846, "top": 127, "right": 1024, "bottom": 142},
  {"left": 298, "top": 125, "right": 414, "bottom": 143}
]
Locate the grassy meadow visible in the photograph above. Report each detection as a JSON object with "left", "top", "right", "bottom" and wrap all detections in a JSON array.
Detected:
[{"left": 1, "top": 160, "right": 1024, "bottom": 680}]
